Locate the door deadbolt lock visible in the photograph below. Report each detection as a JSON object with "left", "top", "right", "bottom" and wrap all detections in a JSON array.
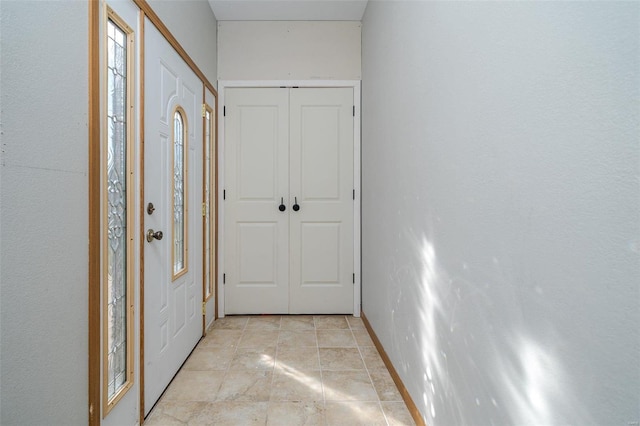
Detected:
[
  {"left": 146, "top": 229, "right": 163, "bottom": 242},
  {"left": 147, "top": 202, "right": 156, "bottom": 215}
]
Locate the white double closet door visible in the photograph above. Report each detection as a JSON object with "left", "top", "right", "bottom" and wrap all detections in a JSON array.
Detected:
[{"left": 224, "top": 87, "right": 355, "bottom": 314}]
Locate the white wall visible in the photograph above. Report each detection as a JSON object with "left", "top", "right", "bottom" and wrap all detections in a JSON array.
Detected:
[
  {"left": 218, "top": 21, "right": 361, "bottom": 80},
  {"left": 148, "top": 0, "right": 218, "bottom": 85},
  {"left": 361, "top": 2, "right": 639, "bottom": 425},
  {"left": 0, "top": 1, "right": 89, "bottom": 424}
]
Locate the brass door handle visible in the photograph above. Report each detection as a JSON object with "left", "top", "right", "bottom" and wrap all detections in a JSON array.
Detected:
[{"left": 146, "top": 229, "right": 163, "bottom": 242}]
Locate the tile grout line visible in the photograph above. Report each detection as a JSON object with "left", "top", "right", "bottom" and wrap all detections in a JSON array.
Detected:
[
  {"left": 350, "top": 317, "right": 393, "bottom": 426},
  {"left": 226, "top": 318, "right": 248, "bottom": 400},
  {"left": 213, "top": 316, "right": 245, "bottom": 404},
  {"left": 267, "top": 316, "right": 283, "bottom": 424},
  {"left": 313, "top": 318, "right": 330, "bottom": 426},
  {"left": 314, "top": 318, "right": 327, "bottom": 415}
]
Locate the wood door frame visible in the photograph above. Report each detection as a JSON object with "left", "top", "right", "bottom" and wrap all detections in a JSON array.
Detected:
[
  {"left": 88, "top": 0, "right": 100, "bottom": 423},
  {"left": 88, "top": 1, "right": 218, "bottom": 424},
  {"left": 217, "top": 80, "right": 362, "bottom": 318}
]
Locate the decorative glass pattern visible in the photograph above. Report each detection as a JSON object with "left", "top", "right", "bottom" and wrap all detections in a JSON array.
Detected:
[
  {"left": 204, "top": 109, "right": 212, "bottom": 298},
  {"left": 173, "top": 111, "right": 186, "bottom": 275},
  {"left": 106, "top": 18, "right": 128, "bottom": 400}
]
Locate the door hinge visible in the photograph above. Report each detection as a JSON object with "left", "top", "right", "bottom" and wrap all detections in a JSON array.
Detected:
[
  {"left": 353, "top": 189, "right": 355, "bottom": 200},
  {"left": 223, "top": 106, "right": 226, "bottom": 116},
  {"left": 353, "top": 105, "right": 355, "bottom": 117},
  {"left": 202, "top": 202, "right": 207, "bottom": 217},
  {"left": 223, "top": 273, "right": 226, "bottom": 284},
  {"left": 353, "top": 273, "right": 355, "bottom": 284},
  {"left": 202, "top": 301, "right": 206, "bottom": 315},
  {"left": 202, "top": 103, "right": 206, "bottom": 117},
  {"left": 223, "top": 189, "right": 226, "bottom": 200}
]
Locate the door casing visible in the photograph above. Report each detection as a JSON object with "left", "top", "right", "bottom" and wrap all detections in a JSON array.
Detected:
[{"left": 217, "top": 80, "right": 362, "bottom": 318}]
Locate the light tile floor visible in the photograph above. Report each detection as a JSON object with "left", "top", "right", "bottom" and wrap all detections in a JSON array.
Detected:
[{"left": 145, "top": 315, "right": 415, "bottom": 426}]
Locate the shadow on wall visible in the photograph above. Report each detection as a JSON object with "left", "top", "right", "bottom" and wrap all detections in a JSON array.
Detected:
[{"left": 387, "top": 229, "right": 593, "bottom": 426}]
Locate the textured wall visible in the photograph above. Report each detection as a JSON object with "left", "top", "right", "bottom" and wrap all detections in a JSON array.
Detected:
[
  {"left": 218, "top": 21, "right": 361, "bottom": 80},
  {"left": 148, "top": 0, "right": 218, "bottom": 85},
  {"left": 361, "top": 2, "right": 639, "bottom": 425},
  {"left": 0, "top": 1, "right": 89, "bottom": 424}
]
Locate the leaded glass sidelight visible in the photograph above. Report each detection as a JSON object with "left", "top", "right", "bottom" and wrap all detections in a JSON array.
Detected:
[
  {"left": 204, "top": 108, "right": 213, "bottom": 299},
  {"left": 173, "top": 110, "right": 187, "bottom": 276},
  {"left": 104, "top": 12, "right": 133, "bottom": 410}
]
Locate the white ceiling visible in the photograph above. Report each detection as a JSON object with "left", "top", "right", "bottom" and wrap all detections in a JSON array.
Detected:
[{"left": 208, "top": 0, "right": 368, "bottom": 21}]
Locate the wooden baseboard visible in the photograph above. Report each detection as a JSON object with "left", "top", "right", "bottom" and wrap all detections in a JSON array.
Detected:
[{"left": 361, "top": 312, "right": 426, "bottom": 426}]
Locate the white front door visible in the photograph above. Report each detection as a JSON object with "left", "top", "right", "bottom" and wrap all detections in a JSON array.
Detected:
[
  {"left": 224, "top": 87, "right": 354, "bottom": 314},
  {"left": 143, "top": 20, "right": 203, "bottom": 415}
]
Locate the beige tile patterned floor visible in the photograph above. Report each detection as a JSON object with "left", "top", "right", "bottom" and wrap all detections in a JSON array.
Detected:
[{"left": 145, "top": 315, "right": 415, "bottom": 426}]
